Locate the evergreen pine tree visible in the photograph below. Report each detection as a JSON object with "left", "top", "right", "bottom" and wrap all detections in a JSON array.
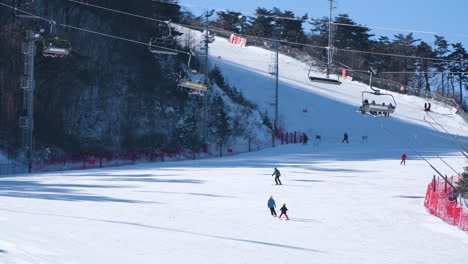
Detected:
[
  {"left": 415, "top": 41, "right": 435, "bottom": 95},
  {"left": 433, "top": 35, "right": 450, "bottom": 96},
  {"left": 248, "top": 8, "right": 275, "bottom": 38},
  {"left": 215, "top": 10, "right": 243, "bottom": 33},
  {"left": 447, "top": 43, "right": 468, "bottom": 104},
  {"left": 456, "top": 167, "right": 468, "bottom": 198},
  {"left": 209, "top": 95, "right": 231, "bottom": 145}
]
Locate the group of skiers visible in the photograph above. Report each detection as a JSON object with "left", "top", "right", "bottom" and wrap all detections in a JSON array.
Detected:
[
  {"left": 267, "top": 136, "right": 408, "bottom": 220},
  {"left": 268, "top": 168, "right": 289, "bottom": 220},
  {"left": 268, "top": 196, "right": 289, "bottom": 220}
]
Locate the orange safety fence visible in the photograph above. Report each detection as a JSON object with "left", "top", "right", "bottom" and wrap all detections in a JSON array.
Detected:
[{"left": 424, "top": 175, "right": 468, "bottom": 231}]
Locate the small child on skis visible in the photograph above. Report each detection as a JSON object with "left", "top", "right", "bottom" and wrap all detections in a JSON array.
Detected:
[{"left": 279, "top": 204, "right": 289, "bottom": 220}]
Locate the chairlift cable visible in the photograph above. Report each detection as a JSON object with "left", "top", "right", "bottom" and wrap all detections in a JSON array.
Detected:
[
  {"left": 423, "top": 116, "right": 468, "bottom": 159},
  {"left": 0, "top": 1, "right": 189, "bottom": 55},
  {"left": 425, "top": 112, "right": 468, "bottom": 156},
  {"left": 152, "top": 0, "right": 468, "bottom": 38},
  {"left": 381, "top": 124, "right": 461, "bottom": 192},
  {"left": 411, "top": 132, "right": 462, "bottom": 176},
  {"left": 66, "top": 0, "right": 467, "bottom": 64}
]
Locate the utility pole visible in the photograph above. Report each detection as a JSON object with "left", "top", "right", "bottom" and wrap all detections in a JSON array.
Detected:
[
  {"left": 20, "top": 30, "right": 39, "bottom": 167},
  {"left": 274, "top": 40, "right": 279, "bottom": 133},
  {"left": 326, "top": 0, "right": 334, "bottom": 78},
  {"left": 202, "top": 10, "right": 211, "bottom": 149}
]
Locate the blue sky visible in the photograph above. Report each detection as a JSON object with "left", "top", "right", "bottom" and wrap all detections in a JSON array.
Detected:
[{"left": 181, "top": 0, "right": 468, "bottom": 48}]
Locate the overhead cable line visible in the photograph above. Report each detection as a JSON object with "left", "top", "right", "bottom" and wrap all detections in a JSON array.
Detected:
[
  {"left": 67, "top": 0, "right": 468, "bottom": 64},
  {"left": 382, "top": 123, "right": 461, "bottom": 192},
  {"left": 151, "top": 0, "right": 468, "bottom": 38},
  {"left": 0, "top": 1, "right": 190, "bottom": 55},
  {"left": 411, "top": 133, "right": 462, "bottom": 176}
]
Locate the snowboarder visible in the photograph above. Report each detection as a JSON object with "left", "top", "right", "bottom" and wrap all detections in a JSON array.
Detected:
[
  {"left": 303, "top": 133, "right": 309, "bottom": 144},
  {"left": 268, "top": 196, "right": 277, "bottom": 217},
  {"left": 342, "top": 132, "right": 349, "bottom": 144},
  {"left": 400, "top": 153, "right": 407, "bottom": 165},
  {"left": 279, "top": 204, "right": 289, "bottom": 220},
  {"left": 272, "top": 167, "right": 282, "bottom": 185}
]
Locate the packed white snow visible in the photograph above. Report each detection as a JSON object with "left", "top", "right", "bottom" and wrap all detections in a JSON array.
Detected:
[{"left": 1, "top": 32, "right": 467, "bottom": 263}]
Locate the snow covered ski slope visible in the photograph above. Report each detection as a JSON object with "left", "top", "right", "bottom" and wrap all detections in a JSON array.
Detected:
[{"left": 1, "top": 33, "right": 468, "bottom": 264}]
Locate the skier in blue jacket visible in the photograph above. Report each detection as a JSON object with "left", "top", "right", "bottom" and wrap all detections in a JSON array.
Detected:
[{"left": 268, "top": 196, "right": 277, "bottom": 216}]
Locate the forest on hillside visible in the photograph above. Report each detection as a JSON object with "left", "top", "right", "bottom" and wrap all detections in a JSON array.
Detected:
[{"left": 0, "top": 0, "right": 270, "bottom": 158}]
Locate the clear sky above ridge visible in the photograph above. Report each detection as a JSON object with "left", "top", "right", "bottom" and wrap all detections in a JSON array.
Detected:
[{"left": 181, "top": 0, "right": 468, "bottom": 48}]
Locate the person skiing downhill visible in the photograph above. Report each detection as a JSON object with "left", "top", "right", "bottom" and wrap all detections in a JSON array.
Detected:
[
  {"left": 342, "top": 132, "right": 349, "bottom": 144},
  {"left": 279, "top": 204, "right": 289, "bottom": 220},
  {"left": 400, "top": 153, "right": 407, "bottom": 165},
  {"left": 272, "top": 167, "right": 282, "bottom": 185},
  {"left": 268, "top": 196, "right": 277, "bottom": 217}
]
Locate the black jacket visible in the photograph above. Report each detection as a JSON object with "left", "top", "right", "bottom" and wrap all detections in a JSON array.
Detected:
[{"left": 280, "top": 205, "right": 288, "bottom": 213}]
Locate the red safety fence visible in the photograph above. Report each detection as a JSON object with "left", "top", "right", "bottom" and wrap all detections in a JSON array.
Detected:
[
  {"left": 424, "top": 175, "right": 468, "bottom": 231},
  {"left": 229, "top": 34, "right": 247, "bottom": 47},
  {"left": 0, "top": 130, "right": 307, "bottom": 175}
]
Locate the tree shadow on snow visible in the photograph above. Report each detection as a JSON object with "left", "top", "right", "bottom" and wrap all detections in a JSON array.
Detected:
[
  {"left": 139, "top": 190, "right": 236, "bottom": 198},
  {"left": 0, "top": 180, "right": 155, "bottom": 204},
  {"left": 292, "top": 179, "right": 324, "bottom": 183},
  {"left": 0, "top": 208, "right": 326, "bottom": 254},
  {"left": 100, "top": 178, "right": 205, "bottom": 184}
]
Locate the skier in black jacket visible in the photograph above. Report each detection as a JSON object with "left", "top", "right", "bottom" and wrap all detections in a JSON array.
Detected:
[
  {"left": 342, "top": 132, "right": 349, "bottom": 144},
  {"left": 279, "top": 204, "right": 289, "bottom": 220}
]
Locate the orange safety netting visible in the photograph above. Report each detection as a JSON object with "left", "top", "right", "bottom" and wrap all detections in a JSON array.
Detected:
[{"left": 424, "top": 176, "right": 468, "bottom": 231}]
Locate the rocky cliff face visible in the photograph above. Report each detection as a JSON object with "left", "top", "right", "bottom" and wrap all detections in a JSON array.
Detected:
[{"left": 0, "top": 0, "right": 270, "bottom": 157}]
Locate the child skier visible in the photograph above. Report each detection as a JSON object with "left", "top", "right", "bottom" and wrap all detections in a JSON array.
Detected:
[
  {"left": 268, "top": 196, "right": 277, "bottom": 217},
  {"left": 272, "top": 167, "right": 282, "bottom": 185},
  {"left": 279, "top": 204, "right": 289, "bottom": 220}
]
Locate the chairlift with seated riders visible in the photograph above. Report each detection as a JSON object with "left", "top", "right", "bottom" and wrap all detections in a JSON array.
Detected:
[
  {"left": 41, "top": 23, "right": 71, "bottom": 58},
  {"left": 42, "top": 37, "right": 71, "bottom": 57},
  {"left": 359, "top": 68, "right": 396, "bottom": 116},
  {"left": 177, "top": 52, "right": 208, "bottom": 96},
  {"left": 148, "top": 20, "right": 178, "bottom": 56},
  {"left": 307, "top": 63, "right": 342, "bottom": 85}
]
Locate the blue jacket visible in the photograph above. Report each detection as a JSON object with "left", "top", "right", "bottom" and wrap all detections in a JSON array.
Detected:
[{"left": 268, "top": 198, "right": 276, "bottom": 208}]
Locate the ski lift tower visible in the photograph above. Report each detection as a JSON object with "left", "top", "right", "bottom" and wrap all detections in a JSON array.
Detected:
[
  {"left": 326, "top": 0, "right": 335, "bottom": 78},
  {"left": 20, "top": 30, "right": 40, "bottom": 165},
  {"left": 201, "top": 10, "right": 214, "bottom": 148},
  {"left": 269, "top": 41, "right": 279, "bottom": 136}
]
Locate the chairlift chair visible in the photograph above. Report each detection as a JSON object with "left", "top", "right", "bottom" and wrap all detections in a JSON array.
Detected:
[
  {"left": 307, "top": 64, "right": 342, "bottom": 85},
  {"left": 177, "top": 52, "right": 209, "bottom": 95},
  {"left": 148, "top": 20, "right": 178, "bottom": 55},
  {"left": 179, "top": 80, "right": 208, "bottom": 91},
  {"left": 42, "top": 38, "right": 71, "bottom": 57},
  {"left": 149, "top": 36, "right": 178, "bottom": 55},
  {"left": 361, "top": 91, "right": 396, "bottom": 115}
]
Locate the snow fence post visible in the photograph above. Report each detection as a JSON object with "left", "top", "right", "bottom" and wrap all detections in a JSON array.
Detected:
[
  {"left": 220, "top": 143, "right": 223, "bottom": 157},
  {"left": 248, "top": 139, "right": 251, "bottom": 152}
]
